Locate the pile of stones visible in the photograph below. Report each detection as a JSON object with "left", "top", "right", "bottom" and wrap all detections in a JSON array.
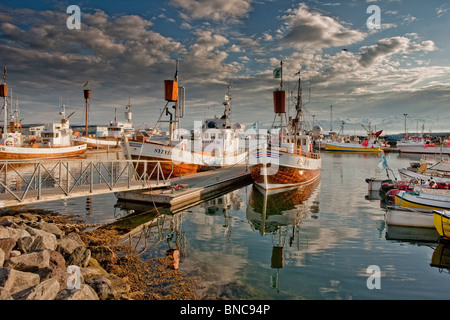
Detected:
[{"left": 0, "top": 212, "right": 130, "bottom": 300}]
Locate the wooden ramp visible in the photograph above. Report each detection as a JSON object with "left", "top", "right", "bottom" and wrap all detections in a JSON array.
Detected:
[{"left": 115, "top": 165, "right": 252, "bottom": 211}]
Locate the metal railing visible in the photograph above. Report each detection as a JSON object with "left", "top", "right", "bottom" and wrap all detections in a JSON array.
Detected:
[{"left": 0, "top": 159, "right": 173, "bottom": 205}]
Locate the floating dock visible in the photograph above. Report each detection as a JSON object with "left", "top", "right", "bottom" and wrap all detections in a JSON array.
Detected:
[{"left": 115, "top": 165, "right": 252, "bottom": 211}]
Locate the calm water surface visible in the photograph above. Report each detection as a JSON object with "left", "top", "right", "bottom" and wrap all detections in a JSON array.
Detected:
[{"left": 29, "top": 151, "right": 450, "bottom": 300}]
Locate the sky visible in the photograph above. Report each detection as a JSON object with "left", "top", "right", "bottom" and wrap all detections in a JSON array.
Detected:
[{"left": 0, "top": 0, "right": 450, "bottom": 136}]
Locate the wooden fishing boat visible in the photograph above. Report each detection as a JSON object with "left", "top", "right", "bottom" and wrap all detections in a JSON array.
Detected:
[
  {"left": 248, "top": 63, "right": 321, "bottom": 192},
  {"left": 122, "top": 64, "right": 247, "bottom": 179}
]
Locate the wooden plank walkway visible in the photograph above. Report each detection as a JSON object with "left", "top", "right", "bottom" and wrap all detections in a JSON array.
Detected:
[{"left": 115, "top": 165, "right": 252, "bottom": 211}]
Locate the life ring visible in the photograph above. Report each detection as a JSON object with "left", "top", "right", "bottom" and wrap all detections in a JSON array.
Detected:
[{"left": 5, "top": 139, "right": 13, "bottom": 146}]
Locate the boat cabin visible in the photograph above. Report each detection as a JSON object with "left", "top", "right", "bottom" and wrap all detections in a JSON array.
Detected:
[{"left": 40, "top": 122, "right": 73, "bottom": 147}]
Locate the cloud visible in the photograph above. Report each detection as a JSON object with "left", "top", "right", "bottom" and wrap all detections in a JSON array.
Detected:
[
  {"left": 359, "top": 36, "right": 436, "bottom": 67},
  {"left": 170, "top": 0, "right": 253, "bottom": 21},
  {"left": 279, "top": 3, "right": 366, "bottom": 50}
]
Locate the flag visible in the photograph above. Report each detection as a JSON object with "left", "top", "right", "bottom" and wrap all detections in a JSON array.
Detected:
[
  {"left": 378, "top": 153, "right": 388, "bottom": 170},
  {"left": 273, "top": 67, "right": 282, "bottom": 79},
  {"left": 83, "top": 81, "right": 89, "bottom": 88}
]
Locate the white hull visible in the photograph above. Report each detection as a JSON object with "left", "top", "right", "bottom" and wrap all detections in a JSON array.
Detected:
[
  {"left": 124, "top": 141, "right": 248, "bottom": 167},
  {"left": 397, "top": 144, "right": 450, "bottom": 155},
  {"left": 0, "top": 144, "right": 87, "bottom": 160},
  {"left": 386, "top": 206, "right": 435, "bottom": 228},
  {"left": 76, "top": 136, "right": 120, "bottom": 148},
  {"left": 398, "top": 168, "right": 450, "bottom": 184}
]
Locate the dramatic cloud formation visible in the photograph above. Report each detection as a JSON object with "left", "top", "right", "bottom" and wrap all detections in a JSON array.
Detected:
[
  {"left": 0, "top": 1, "right": 448, "bottom": 134},
  {"left": 280, "top": 3, "right": 366, "bottom": 50}
]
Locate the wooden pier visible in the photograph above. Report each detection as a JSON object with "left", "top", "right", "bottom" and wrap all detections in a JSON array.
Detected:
[{"left": 115, "top": 165, "right": 252, "bottom": 211}]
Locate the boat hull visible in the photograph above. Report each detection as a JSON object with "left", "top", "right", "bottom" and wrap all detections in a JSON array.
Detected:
[
  {"left": 75, "top": 137, "right": 120, "bottom": 149},
  {"left": 123, "top": 140, "right": 247, "bottom": 179},
  {"left": 249, "top": 149, "right": 321, "bottom": 191},
  {"left": 0, "top": 144, "right": 87, "bottom": 160},
  {"left": 395, "top": 190, "right": 450, "bottom": 210},
  {"left": 397, "top": 145, "right": 450, "bottom": 155},
  {"left": 433, "top": 210, "right": 450, "bottom": 239},
  {"left": 324, "top": 143, "right": 382, "bottom": 153},
  {"left": 386, "top": 206, "right": 435, "bottom": 228}
]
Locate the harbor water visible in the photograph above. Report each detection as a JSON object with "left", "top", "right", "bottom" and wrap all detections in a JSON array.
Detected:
[{"left": 27, "top": 151, "right": 450, "bottom": 300}]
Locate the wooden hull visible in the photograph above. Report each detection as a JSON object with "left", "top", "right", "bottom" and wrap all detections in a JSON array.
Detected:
[
  {"left": 125, "top": 141, "right": 246, "bottom": 179},
  {"left": 249, "top": 148, "right": 321, "bottom": 191},
  {"left": 0, "top": 144, "right": 87, "bottom": 160}
]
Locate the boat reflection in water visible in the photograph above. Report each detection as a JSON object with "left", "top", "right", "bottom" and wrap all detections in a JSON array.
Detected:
[
  {"left": 431, "top": 242, "right": 450, "bottom": 274},
  {"left": 246, "top": 178, "right": 320, "bottom": 292}
]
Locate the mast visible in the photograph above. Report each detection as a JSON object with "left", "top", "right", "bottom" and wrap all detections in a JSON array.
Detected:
[
  {"left": 293, "top": 71, "right": 303, "bottom": 135},
  {"left": 1, "top": 65, "right": 8, "bottom": 138},
  {"left": 83, "top": 83, "right": 91, "bottom": 137}
]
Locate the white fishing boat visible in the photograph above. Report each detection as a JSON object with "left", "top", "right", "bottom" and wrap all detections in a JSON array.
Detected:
[
  {"left": 122, "top": 64, "right": 247, "bottom": 178},
  {"left": 248, "top": 63, "right": 321, "bottom": 192},
  {"left": 397, "top": 136, "right": 450, "bottom": 155},
  {"left": 398, "top": 167, "right": 450, "bottom": 184},
  {"left": 75, "top": 100, "right": 134, "bottom": 149},
  {"left": 0, "top": 106, "right": 87, "bottom": 160}
]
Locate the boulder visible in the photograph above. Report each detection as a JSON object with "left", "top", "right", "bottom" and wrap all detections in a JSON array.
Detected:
[
  {"left": 56, "top": 233, "right": 85, "bottom": 258},
  {"left": 80, "top": 257, "right": 108, "bottom": 279},
  {"left": 91, "top": 245, "right": 117, "bottom": 262},
  {"left": 66, "top": 247, "right": 91, "bottom": 268},
  {"left": 37, "top": 250, "right": 68, "bottom": 288},
  {"left": 2, "top": 227, "right": 30, "bottom": 241},
  {"left": 29, "top": 235, "right": 58, "bottom": 252},
  {"left": 4, "top": 250, "right": 51, "bottom": 272},
  {"left": 85, "top": 274, "right": 130, "bottom": 300},
  {"left": 29, "top": 221, "right": 64, "bottom": 238},
  {"left": 0, "top": 248, "right": 4, "bottom": 267},
  {"left": 12, "top": 278, "right": 60, "bottom": 300},
  {"left": 0, "top": 238, "right": 16, "bottom": 259},
  {"left": 55, "top": 284, "right": 99, "bottom": 300},
  {"left": 0, "top": 267, "right": 40, "bottom": 295},
  {"left": 15, "top": 236, "right": 34, "bottom": 254},
  {"left": 25, "top": 227, "right": 57, "bottom": 251},
  {"left": 0, "top": 226, "right": 9, "bottom": 239}
]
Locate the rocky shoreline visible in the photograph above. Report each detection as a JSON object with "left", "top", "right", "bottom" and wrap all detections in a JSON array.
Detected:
[{"left": 0, "top": 209, "right": 211, "bottom": 300}]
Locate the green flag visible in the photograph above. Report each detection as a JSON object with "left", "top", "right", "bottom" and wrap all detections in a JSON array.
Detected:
[{"left": 273, "top": 67, "right": 282, "bottom": 79}]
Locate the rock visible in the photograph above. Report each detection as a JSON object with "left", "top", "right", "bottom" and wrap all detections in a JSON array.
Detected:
[
  {"left": 0, "top": 217, "right": 18, "bottom": 228},
  {"left": 55, "top": 284, "right": 99, "bottom": 300},
  {"left": 0, "top": 226, "right": 9, "bottom": 238},
  {"left": 0, "top": 287, "right": 12, "bottom": 300},
  {"left": 4, "top": 250, "right": 51, "bottom": 272},
  {"left": 0, "top": 248, "right": 4, "bottom": 267},
  {"left": 37, "top": 250, "right": 68, "bottom": 289},
  {"left": 0, "top": 238, "right": 16, "bottom": 259},
  {"left": 80, "top": 258, "right": 108, "bottom": 279},
  {"left": 29, "top": 221, "right": 64, "bottom": 238},
  {"left": 9, "top": 250, "right": 20, "bottom": 258},
  {"left": 0, "top": 267, "right": 40, "bottom": 295},
  {"left": 29, "top": 235, "right": 58, "bottom": 251},
  {"left": 67, "top": 246, "right": 91, "bottom": 268},
  {"left": 15, "top": 236, "right": 34, "bottom": 253},
  {"left": 12, "top": 278, "right": 60, "bottom": 300},
  {"left": 85, "top": 274, "right": 130, "bottom": 300},
  {"left": 25, "top": 227, "right": 57, "bottom": 251},
  {"left": 2, "top": 227, "right": 30, "bottom": 241},
  {"left": 56, "top": 233, "right": 85, "bottom": 258},
  {"left": 19, "top": 213, "right": 39, "bottom": 222}
]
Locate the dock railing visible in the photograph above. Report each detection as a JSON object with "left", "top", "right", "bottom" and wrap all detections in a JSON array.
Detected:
[{"left": 0, "top": 159, "right": 172, "bottom": 207}]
